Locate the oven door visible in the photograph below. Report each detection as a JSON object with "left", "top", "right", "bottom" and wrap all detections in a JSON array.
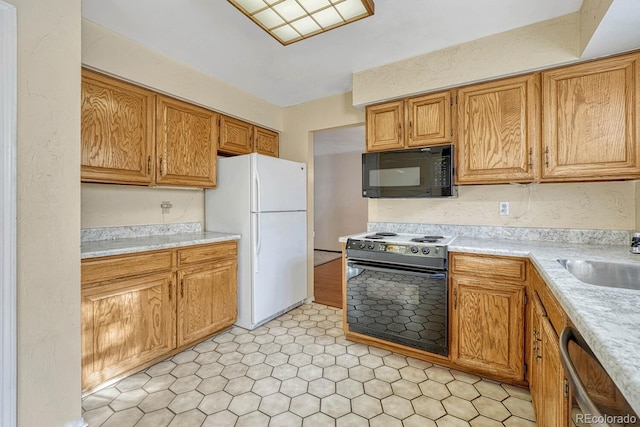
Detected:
[{"left": 346, "top": 259, "right": 448, "bottom": 356}]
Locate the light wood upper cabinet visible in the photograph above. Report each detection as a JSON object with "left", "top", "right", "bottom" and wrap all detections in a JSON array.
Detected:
[
  {"left": 456, "top": 74, "right": 540, "bottom": 184},
  {"left": 366, "top": 93, "right": 452, "bottom": 152},
  {"left": 366, "top": 100, "right": 405, "bottom": 151},
  {"left": 219, "top": 115, "right": 253, "bottom": 155},
  {"left": 542, "top": 52, "right": 640, "bottom": 181},
  {"left": 81, "top": 69, "right": 155, "bottom": 185},
  {"left": 219, "top": 116, "right": 280, "bottom": 158},
  {"left": 406, "top": 92, "right": 452, "bottom": 147},
  {"left": 156, "top": 95, "right": 218, "bottom": 188},
  {"left": 81, "top": 270, "right": 176, "bottom": 391},
  {"left": 254, "top": 126, "right": 279, "bottom": 157},
  {"left": 450, "top": 253, "right": 526, "bottom": 382},
  {"left": 82, "top": 69, "right": 220, "bottom": 188}
]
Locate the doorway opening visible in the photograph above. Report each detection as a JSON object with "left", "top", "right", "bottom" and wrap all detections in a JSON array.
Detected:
[{"left": 311, "top": 124, "right": 366, "bottom": 309}]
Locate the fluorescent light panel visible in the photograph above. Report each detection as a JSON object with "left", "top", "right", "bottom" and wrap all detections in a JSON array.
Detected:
[{"left": 228, "top": 0, "right": 374, "bottom": 45}]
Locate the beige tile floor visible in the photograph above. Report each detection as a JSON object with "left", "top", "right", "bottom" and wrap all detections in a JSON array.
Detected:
[{"left": 82, "top": 303, "right": 536, "bottom": 426}]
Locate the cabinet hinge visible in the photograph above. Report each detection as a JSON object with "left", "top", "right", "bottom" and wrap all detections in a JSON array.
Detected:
[
  {"left": 524, "top": 294, "right": 528, "bottom": 305},
  {"left": 564, "top": 378, "right": 569, "bottom": 397},
  {"left": 523, "top": 363, "right": 527, "bottom": 376},
  {"left": 450, "top": 97, "right": 453, "bottom": 106}
]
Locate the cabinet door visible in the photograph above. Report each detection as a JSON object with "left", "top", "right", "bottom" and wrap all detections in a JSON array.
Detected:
[
  {"left": 451, "top": 277, "right": 525, "bottom": 380},
  {"left": 542, "top": 53, "right": 640, "bottom": 181},
  {"left": 406, "top": 91, "right": 451, "bottom": 147},
  {"left": 177, "top": 260, "right": 237, "bottom": 347},
  {"left": 219, "top": 115, "right": 253, "bottom": 155},
  {"left": 81, "top": 69, "right": 155, "bottom": 184},
  {"left": 81, "top": 272, "right": 176, "bottom": 391},
  {"left": 156, "top": 95, "right": 218, "bottom": 187},
  {"left": 254, "top": 126, "right": 279, "bottom": 157},
  {"left": 366, "top": 100, "right": 405, "bottom": 152},
  {"left": 540, "top": 315, "right": 570, "bottom": 427},
  {"left": 457, "top": 74, "right": 540, "bottom": 184},
  {"left": 530, "top": 291, "right": 545, "bottom": 422}
]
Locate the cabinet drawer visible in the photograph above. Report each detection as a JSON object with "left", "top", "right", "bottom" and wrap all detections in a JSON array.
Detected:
[
  {"left": 82, "top": 250, "right": 175, "bottom": 285},
  {"left": 540, "top": 284, "right": 566, "bottom": 335},
  {"left": 451, "top": 254, "right": 527, "bottom": 282},
  {"left": 178, "top": 241, "right": 238, "bottom": 266}
]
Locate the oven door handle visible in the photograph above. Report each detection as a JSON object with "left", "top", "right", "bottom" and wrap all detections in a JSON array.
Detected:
[{"left": 347, "top": 260, "right": 445, "bottom": 278}]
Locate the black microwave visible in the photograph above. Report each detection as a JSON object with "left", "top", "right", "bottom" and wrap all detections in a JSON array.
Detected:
[{"left": 362, "top": 145, "right": 455, "bottom": 198}]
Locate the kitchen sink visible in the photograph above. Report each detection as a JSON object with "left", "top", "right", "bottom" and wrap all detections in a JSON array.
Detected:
[{"left": 557, "top": 259, "right": 640, "bottom": 291}]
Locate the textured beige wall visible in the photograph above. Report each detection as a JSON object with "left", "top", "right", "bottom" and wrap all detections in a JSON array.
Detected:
[
  {"left": 81, "top": 184, "right": 204, "bottom": 228},
  {"left": 579, "top": 0, "right": 614, "bottom": 54},
  {"left": 9, "top": 0, "right": 82, "bottom": 425},
  {"left": 81, "top": 19, "right": 282, "bottom": 228},
  {"left": 370, "top": 181, "right": 636, "bottom": 230},
  {"left": 347, "top": 10, "right": 637, "bottom": 232},
  {"left": 314, "top": 151, "right": 367, "bottom": 251},
  {"left": 352, "top": 14, "right": 580, "bottom": 107},
  {"left": 82, "top": 19, "right": 282, "bottom": 130},
  {"left": 282, "top": 93, "right": 365, "bottom": 297}
]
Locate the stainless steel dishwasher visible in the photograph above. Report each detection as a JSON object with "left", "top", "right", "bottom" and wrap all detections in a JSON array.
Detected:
[{"left": 560, "top": 326, "right": 639, "bottom": 427}]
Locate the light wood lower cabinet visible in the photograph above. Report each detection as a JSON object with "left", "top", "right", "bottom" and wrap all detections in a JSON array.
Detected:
[
  {"left": 530, "top": 290, "right": 569, "bottom": 427},
  {"left": 81, "top": 241, "right": 238, "bottom": 392},
  {"left": 530, "top": 266, "right": 631, "bottom": 424},
  {"left": 82, "top": 271, "right": 176, "bottom": 391},
  {"left": 449, "top": 253, "right": 526, "bottom": 382},
  {"left": 450, "top": 277, "right": 526, "bottom": 381},
  {"left": 177, "top": 260, "right": 237, "bottom": 347}
]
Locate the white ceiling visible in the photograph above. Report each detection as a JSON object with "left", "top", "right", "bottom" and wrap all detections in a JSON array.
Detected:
[{"left": 82, "top": 0, "right": 584, "bottom": 107}]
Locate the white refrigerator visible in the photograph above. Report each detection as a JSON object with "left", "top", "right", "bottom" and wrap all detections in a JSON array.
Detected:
[{"left": 205, "top": 153, "right": 308, "bottom": 330}]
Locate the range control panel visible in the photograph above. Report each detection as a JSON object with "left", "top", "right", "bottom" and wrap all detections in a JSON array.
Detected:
[{"left": 346, "top": 239, "right": 446, "bottom": 259}]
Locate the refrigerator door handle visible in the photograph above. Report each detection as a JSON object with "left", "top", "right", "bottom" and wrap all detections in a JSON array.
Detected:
[
  {"left": 253, "top": 213, "right": 261, "bottom": 273},
  {"left": 253, "top": 167, "right": 261, "bottom": 213}
]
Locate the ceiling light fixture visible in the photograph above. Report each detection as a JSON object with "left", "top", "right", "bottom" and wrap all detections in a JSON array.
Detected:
[{"left": 228, "top": 0, "right": 375, "bottom": 45}]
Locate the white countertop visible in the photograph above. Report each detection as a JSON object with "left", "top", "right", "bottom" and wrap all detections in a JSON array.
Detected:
[
  {"left": 341, "top": 233, "right": 640, "bottom": 413},
  {"left": 81, "top": 231, "right": 241, "bottom": 259}
]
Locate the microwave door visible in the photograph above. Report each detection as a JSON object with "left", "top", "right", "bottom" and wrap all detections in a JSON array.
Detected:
[
  {"left": 362, "top": 151, "right": 432, "bottom": 198},
  {"left": 361, "top": 145, "right": 454, "bottom": 198}
]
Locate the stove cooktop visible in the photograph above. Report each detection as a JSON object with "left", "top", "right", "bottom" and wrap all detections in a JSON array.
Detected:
[{"left": 352, "top": 232, "right": 457, "bottom": 247}]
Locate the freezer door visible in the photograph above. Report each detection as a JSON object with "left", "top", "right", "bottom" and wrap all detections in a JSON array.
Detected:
[
  {"left": 252, "top": 211, "right": 307, "bottom": 326},
  {"left": 252, "top": 154, "right": 307, "bottom": 212}
]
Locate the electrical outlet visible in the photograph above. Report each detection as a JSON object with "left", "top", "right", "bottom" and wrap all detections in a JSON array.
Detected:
[
  {"left": 161, "top": 201, "right": 173, "bottom": 214},
  {"left": 499, "top": 201, "right": 510, "bottom": 216}
]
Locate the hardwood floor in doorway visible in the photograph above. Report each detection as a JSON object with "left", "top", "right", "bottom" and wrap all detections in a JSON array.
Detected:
[{"left": 313, "top": 258, "right": 342, "bottom": 309}]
